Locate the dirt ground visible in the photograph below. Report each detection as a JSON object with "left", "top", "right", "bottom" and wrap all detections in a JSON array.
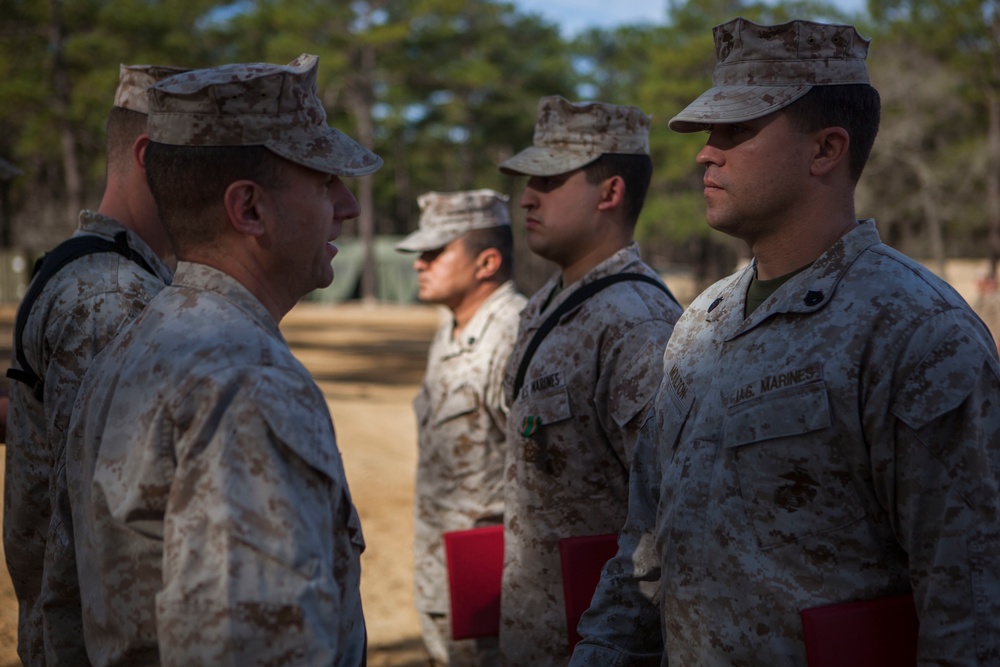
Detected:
[{"left": 0, "top": 257, "right": 993, "bottom": 666}]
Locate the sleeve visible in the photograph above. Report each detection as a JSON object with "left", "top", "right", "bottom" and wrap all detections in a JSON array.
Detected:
[
  {"left": 570, "top": 410, "right": 665, "bottom": 665},
  {"left": 5, "top": 289, "right": 141, "bottom": 579},
  {"left": 483, "top": 314, "right": 519, "bottom": 431},
  {"left": 8, "top": 289, "right": 146, "bottom": 661},
  {"left": 43, "top": 288, "right": 148, "bottom": 440},
  {"left": 39, "top": 450, "right": 88, "bottom": 664},
  {"left": 873, "top": 311, "right": 1000, "bottom": 665},
  {"left": 597, "top": 316, "right": 675, "bottom": 467},
  {"left": 154, "top": 368, "right": 366, "bottom": 666}
]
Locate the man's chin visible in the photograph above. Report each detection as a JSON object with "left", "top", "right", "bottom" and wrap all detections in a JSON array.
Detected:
[
  {"left": 317, "top": 269, "right": 335, "bottom": 291},
  {"left": 525, "top": 237, "right": 551, "bottom": 260},
  {"left": 705, "top": 214, "right": 740, "bottom": 239}
]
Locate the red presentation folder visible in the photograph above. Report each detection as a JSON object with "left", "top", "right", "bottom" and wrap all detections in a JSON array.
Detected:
[
  {"left": 443, "top": 525, "right": 504, "bottom": 640},
  {"left": 800, "top": 593, "right": 918, "bottom": 667},
  {"left": 559, "top": 533, "right": 620, "bottom": 653}
]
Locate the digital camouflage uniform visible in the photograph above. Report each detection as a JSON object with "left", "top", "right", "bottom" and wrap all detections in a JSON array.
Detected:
[
  {"left": 413, "top": 280, "right": 525, "bottom": 665},
  {"left": 62, "top": 55, "right": 380, "bottom": 666},
  {"left": 572, "top": 221, "right": 1000, "bottom": 665},
  {"left": 64, "top": 262, "right": 367, "bottom": 666},
  {"left": 397, "top": 188, "right": 521, "bottom": 664},
  {"left": 500, "top": 242, "right": 681, "bottom": 664},
  {"left": 4, "top": 211, "right": 172, "bottom": 666}
]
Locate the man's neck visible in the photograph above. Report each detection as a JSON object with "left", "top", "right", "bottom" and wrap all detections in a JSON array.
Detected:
[
  {"left": 560, "top": 239, "right": 630, "bottom": 287},
  {"left": 751, "top": 216, "right": 858, "bottom": 280},
  {"left": 450, "top": 281, "right": 503, "bottom": 338},
  {"left": 98, "top": 178, "right": 172, "bottom": 264}
]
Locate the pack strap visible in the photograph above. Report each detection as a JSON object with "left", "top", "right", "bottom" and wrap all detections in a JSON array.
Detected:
[
  {"left": 512, "top": 272, "right": 677, "bottom": 401},
  {"left": 6, "top": 231, "right": 157, "bottom": 401}
]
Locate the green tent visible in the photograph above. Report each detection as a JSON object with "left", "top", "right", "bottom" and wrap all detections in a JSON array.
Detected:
[{"left": 308, "top": 236, "right": 419, "bottom": 304}]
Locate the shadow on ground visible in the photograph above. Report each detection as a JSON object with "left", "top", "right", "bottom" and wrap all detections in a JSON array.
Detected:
[{"left": 369, "top": 636, "right": 429, "bottom": 667}]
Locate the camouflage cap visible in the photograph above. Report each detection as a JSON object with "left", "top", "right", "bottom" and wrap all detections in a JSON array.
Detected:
[
  {"left": 146, "top": 54, "right": 382, "bottom": 177},
  {"left": 499, "top": 95, "right": 651, "bottom": 176},
  {"left": 395, "top": 189, "right": 511, "bottom": 253},
  {"left": 113, "top": 64, "right": 191, "bottom": 114},
  {"left": 669, "top": 17, "right": 871, "bottom": 133}
]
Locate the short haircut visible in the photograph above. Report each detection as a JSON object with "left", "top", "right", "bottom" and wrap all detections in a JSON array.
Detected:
[
  {"left": 144, "top": 142, "right": 288, "bottom": 253},
  {"left": 105, "top": 107, "right": 148, "bottom": 176},
  {"left": 460, "top": 225, "right": 514, "bottom": 281},
  {"left": 581, "top": 153, "right": 653, "bottom": 225},
  {"left": 784, "top": 84, "right": 881, "bottom": 183}
]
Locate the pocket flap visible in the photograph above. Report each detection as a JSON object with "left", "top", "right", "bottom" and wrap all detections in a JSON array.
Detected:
[
  {"left": 433, "top": 385, "right": 480, "bottom": 426},
  {"left": 724, "top": 382, "right": 831, "bottom": 448},
  {"left": 251, "top": 369, "right": 339, "bottom": 481},
  {"left": 530, "top": 385, "right": 573, "bottom": 426},
  {"left": 894, "top": 329, "right": 988, "bottom": 433}
]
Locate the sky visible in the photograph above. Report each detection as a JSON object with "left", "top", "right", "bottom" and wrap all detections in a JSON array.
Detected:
[{"left": 508, "top": 0, "right": 869, "bottom": 37}]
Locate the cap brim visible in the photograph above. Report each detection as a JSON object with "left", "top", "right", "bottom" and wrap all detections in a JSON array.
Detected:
[
  {"left": 668, "top": 85, "right": 812, "bottom": 133},
  {"left": 267, "top": 126, "right": 382, "bottom": 177},
  {"left": 394, "top": 227, "right": 459, "bottom": 253},
  {"left": 498, "top": 145, "right": 601, "bottom": 176}
]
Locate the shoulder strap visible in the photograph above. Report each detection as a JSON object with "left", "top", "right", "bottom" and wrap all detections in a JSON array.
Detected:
[
  {"left": 512, "top": 272, "right": 677, "bottom": 401},
  {"left": 6, "top": 231, "right": 157, "bottom": 400}
]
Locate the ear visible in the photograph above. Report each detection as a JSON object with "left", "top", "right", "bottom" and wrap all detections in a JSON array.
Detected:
[
  {"left": 474, "top": 247, "right": 503, "bottom": 281},
  {"left": 132, "top": 135, "right": 151, "bottom": 171},
  {"left": 596, "top": 175, "right": 625, "bottom": 212},
  {"left": 223, "top": 180, "right": 267, "bottom": 238},
  {"left": 810, "top": 127, "right": 850, "bottom": 177}
]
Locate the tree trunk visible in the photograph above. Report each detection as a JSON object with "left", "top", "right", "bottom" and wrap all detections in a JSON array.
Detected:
[
  {"left": 0, "top": 181, "right": 13, "bottom": 248},
  {"left": 910, "top": 157, "right": 946, "bottom": 277},
  {"left": 987, "top": 89, "right": 1000, "bottom": 280},
  {"left": 394, "top": 130, "right": 411, "bottom": 234},
  {"left": 49, "top": 0, "right": 82, "bottom": 229},
  {"left": 352, "top": 39, "right": 378, "bottom": 305}
]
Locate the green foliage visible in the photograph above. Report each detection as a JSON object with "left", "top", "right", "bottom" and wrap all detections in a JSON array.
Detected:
[
  {"left": 0, "top": 0, "right": 996, "bottom": 276},
  {"left": 0, "top": 0, "right": 230, "bottom": 214},
  {"left": 638, "top": 190, "right": 711, "bottom": 243}
]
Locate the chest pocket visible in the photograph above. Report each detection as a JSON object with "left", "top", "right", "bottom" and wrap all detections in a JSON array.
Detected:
[
  {"left": 515, "top": 384, "right": 574, "bottom": 475},
  {"left": 723, "top": 381, "right": 865, "bottom": 550},
  {"left": 521, "top": 384, "right": 573, "bottom": 431},
  {"left": 432, "top": 385, "right": 480, "bottom": 427}
]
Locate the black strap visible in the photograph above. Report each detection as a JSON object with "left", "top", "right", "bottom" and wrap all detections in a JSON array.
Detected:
[
  {"left": 6, "top": 231, "right": 157, "bottom": 401},
  {"left": 512, "top": 272, "right": 678, "bottom": 401}
]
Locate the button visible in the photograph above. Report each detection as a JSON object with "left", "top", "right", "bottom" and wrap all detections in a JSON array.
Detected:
[{"left": 804, "top": 291, "right": 824, "bottom": 306}]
